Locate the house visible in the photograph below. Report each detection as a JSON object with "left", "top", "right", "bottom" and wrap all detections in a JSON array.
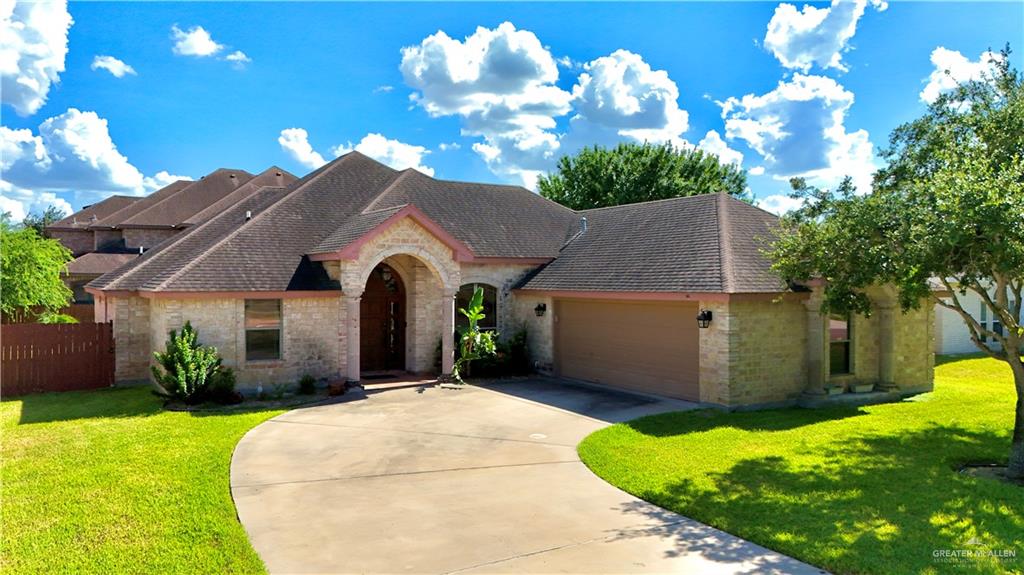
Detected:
[
  {"left": 86, "top": 152, "right": 935, "bottom": 408},
  {"left": 46, "top": 167, "right": 296, "bottom": 319},
  {"left": 933, "top": 283, "right": 1019, "bottom": 355}
]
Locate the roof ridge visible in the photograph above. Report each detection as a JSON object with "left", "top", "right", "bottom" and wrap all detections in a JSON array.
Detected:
[
  {"left": 578, "top": 193, "right": 719, "bottom": 213},
  {"left": 100, "top": 187, "right": 286, "bottom": 290},
  {"left": 716, "top": 191, "right": 736, "bottom": 293},
  {"left": 362, "top": 169, "right": 415, "bottom": 213},
  {"left": 149, "top": 154, "right": 363, "bottom": 291},
  {"left": 361, "top": 203, "right": 407, "bottom": 216}
]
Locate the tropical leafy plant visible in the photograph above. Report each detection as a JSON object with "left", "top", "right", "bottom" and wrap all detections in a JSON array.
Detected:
[
  {"left": 151, "top": 322, "right": 223, "bottom": 404},
  {"left": 452, "top": 286, "right": 497, "bottom": 382}
]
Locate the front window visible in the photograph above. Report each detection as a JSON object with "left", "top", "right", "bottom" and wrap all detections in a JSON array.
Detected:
[
  {"left": 245, "top": 299, "right": 282, "bottom": 360},
  {"left": 455, "top": 283, "right": 497, "bottom": 331},
  {"left": 829, "top": 314, "right": 851, "bottom": 375}
]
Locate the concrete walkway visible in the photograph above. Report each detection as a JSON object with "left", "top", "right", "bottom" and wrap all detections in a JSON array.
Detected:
[{"left": 231, "top": 379, "right": 825, "bottom": 574}]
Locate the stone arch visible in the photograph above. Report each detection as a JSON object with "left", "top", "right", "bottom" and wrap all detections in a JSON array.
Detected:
[{"left": 339, "top": 217, "right": 462, "bottom": 295}]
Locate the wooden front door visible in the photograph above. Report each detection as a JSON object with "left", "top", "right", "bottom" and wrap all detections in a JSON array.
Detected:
[{"left": 360, "top": 264, "right": 406, "bottom": 371}]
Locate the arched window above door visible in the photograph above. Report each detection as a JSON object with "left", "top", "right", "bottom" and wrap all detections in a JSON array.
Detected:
[{"left": 456, "top": 283, "right": 498, "bottom": 331}]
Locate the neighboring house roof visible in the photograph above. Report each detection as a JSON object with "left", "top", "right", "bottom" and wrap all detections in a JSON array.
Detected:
[
  {"left": 66, "top": 252, "right": 139, "bottom": 276},
  {"left": 89, "top": 180, "right": 194, "bottom": 229},
  {"left": 181, "top": 167, "right": 296, "bottom": 227},
  {"left": 91, "top": 152, "right": 788, "bottom": 296},
  {"left": 517, "top": 193, "right": 786, "bottom": 294},
  {"left": 117, "top": 168, "right": 254, "bottom": 228},
  {"left": 47, "top": 196, "right": 141, "bottom": 230}
]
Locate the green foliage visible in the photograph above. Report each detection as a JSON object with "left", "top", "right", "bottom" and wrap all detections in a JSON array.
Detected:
[
  {"left": 579, "top": 356, "right": 1022, "bottom": 575},
  {"left": 474, "top": 327, "right": 532, "bottom": 377},
  {"left": 151, "top": 322, "right": 223, "bottom": 404},
  {"left": 452, "top": 285, "right": 497, "bottom": 382},
  {"left": 297, "top": 374, "right": 317, "bottom": 395},
  {"left": 0, "top": 214, "right": 74, "bottom": 323},
  {"left": 538, "top": 141, "right": 749, "bottom": 210},
  {"left": 37, "top": 312, "right": 78, "bottom": 324},
  {"left": 22, "top": 205, "right": 68, "bottom": 234},
  {"left": 206, "top": 368, "right": 242, "bottom": 405}
]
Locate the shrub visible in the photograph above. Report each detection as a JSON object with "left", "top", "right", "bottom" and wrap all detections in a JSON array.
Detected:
[
  {"left": 206, "top": 367, "right": 242, "bottom": 405},
  {"left": 474, "top": 327, "right": 531, "bottom": 377},
  {"left": 298, "top": 374, "right": 317, "bottom": 395},
  {"left": 151, "top": 321, "right": 222, "bottom": 404}
]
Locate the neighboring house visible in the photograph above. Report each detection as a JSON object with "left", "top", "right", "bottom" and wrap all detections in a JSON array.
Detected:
[
  {"left": 47, "top": 167, "right": 296, "bottom": 319},
  {"left": 87, "top": 152, "right": 935, "bottom": 408},
  {"left": 933, "top": 285, "right": 1018, "bottom": 355}
]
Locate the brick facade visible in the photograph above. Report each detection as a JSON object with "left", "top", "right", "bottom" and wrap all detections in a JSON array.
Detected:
[
  {"left": 47, "top": 230, "right": 94, "bottom": 257},
  {"left": 123, "top": 228, "right": 178, "bottom": 251}
]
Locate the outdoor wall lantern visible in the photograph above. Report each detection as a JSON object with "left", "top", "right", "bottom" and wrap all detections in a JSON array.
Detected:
[
  {"left": 534, "top": 303, "right": 547, "bottom": 317},
  {"left": 696, "top": 309, "right": 713, "bottom": 329}
]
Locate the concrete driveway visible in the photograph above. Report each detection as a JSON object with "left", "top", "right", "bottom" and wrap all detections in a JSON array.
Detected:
[{"left": 231, "top": 378, "right": 824, "bottom": 574}]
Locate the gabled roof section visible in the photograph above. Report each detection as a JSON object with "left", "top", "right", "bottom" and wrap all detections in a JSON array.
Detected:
[
  {"left": 516, "top": 193, "right": 786, "bottom": 294},
  {"left": 309, "top": 204, "right": 474, "bottom": 261},
  {"left": 66, "top": 252, "right": 139, "bottom": 276},
  {"left": 117, "top": 168, "right": 254, "bottom": 228},
  {"left": 48, "top": 195, "right": 141, "bottom": 230},
  {"left": 182, "top": 167, "right": 296, "bottom": 227},
  {"left": 89, "top": 180, "right": 194, "bottom": 229}
]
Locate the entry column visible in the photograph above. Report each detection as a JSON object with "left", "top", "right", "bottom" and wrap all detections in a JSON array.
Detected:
[
  {"left": 441, "top": 289, "right": 456, "bottom": 378},
  {"left": 346, "top": 291, "right": 362, "bottom": 384}
]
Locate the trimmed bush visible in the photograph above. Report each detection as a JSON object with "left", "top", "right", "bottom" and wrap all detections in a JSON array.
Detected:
[
  {"left": 151, "top": 321, "right": 222, "bottom": 405},
  {"left": 298, "top": 374, "right": 317, "bottom": 395}
]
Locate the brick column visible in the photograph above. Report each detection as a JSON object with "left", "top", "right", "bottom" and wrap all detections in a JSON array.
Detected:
[
  {"left": 441, "top": 289, "right": 456, "bottom": 377},
  {"left": 876, "top": 299, "right": 897, "bottom": 391},
  {"left": 346, "top": 292, "right": 362, "bottom": 384},
  {"left": 803, "top": 288, "right": 827, "bottom": 396}
]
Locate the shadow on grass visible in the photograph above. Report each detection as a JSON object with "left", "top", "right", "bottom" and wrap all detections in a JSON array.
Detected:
[
  {"left": 10, "top": 386, "right": 162, "bottom": 425},
  {"left": 608, "top": 425, "right": 1023, "bottom": 575},
  {"left": 625, "top": 404, "right": 867, "bottom": 437},
  {"left": 936, "top": 353, "right": 990, "bottom": 366}
]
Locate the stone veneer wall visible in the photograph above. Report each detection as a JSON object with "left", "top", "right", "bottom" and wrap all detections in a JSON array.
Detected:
[
  {"left": 700, "top": 298, "right": 807, "bottom": 407},
  {"left": 112, "top": 296, "right": 152, "bottom": 382},
  {"left": 893, "top": 304, "right": 934, "bottom": 392},
  {"left": 512, "top": 293, "right": 554, "bottom": 373},
  {"left": 460, "top": 263, "right": 538, "bottom": 337}
]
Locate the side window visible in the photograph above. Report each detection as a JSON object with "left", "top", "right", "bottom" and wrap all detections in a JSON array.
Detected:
[
  {"left": 828, "top": 314, "right": 852, "bottom": 376},
  {"left": 245, "top": 299, "right": 282, "bottom": 361},
  {"left": 455, "top": 283, "right": 497, "bottom": 331},
  {"left": 980, "top": 303, "right": 988, "bottom": 342}
]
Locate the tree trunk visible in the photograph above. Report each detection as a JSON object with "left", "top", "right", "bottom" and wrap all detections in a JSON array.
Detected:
[{"left": 1009, "top": 358, "right": 1024, "bottom": 479}]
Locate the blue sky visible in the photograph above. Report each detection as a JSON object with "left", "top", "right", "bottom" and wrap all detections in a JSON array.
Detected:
[{"left": 1, "top": 1, "right": 1021, "bottom": 218}]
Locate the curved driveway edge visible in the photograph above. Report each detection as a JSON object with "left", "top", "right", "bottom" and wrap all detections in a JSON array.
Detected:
[{"left": 231, "top": 379, "right": 825, "bottom": 574}]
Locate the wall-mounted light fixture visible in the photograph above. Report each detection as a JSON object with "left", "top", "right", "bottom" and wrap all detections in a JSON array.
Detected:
[
  {"left": 696, "top": 309, "right": 713, "bottom": 329},
  {"left": 534, "top": 303, "right": 547, "bottom": 317}
]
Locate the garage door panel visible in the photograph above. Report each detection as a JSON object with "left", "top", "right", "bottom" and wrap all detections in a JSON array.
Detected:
[{"left": 555, "top": 299, "right": 699, "bottom": 401}]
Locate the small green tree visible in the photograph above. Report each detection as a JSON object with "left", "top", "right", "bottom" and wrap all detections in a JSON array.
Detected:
[
  {"left": 538, "top": 142, "right": 749, "bottom": 210},
  {"left": 769, "top": 49, "right": 1024, "bottom": 478},
  {"left": 0, "top": 213, "right": 75, "bottom": 323},
  {"left": 151, "top": 321, "right": 223, "bottom": 404},
  {"left": 452, "top": 286, "right": 497, "bottom": 383},
  {"left": 23, "top": 205, "right": 68, "bottom": 234}
]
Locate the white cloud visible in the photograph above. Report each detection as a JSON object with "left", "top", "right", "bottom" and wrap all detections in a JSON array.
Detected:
[
  {"left": 569, "top": 49, "right": 690, "bottom": 146},
  {"left": 749, "top": 166, "right": 766, "bottom": 176},
  {"left": 143, "top": 170, "right": 190, "bottom": 192},
  {"left": 278, "top": 128, "right": 326, "bottom": 169},
  {"left": 171, "top": 24, "right": 223, "bottom": 57},
  {"left": 91, "top": 55, "right": 136, "bottom": 78},
  {"left": 0, "top": 108, "right": 183, "bottom": 219},
  {"left": 373, "top": 85, "right": 394, "bottom": 94},
  {"left": 722, "top": 73, "right": 876, "bottom": 192},
  {"left": 764, "top": 0, "right": 886, "bottom": 72},
  {"left": 0, "top": 0, "right": 73, "bottom": 116},
  {"left": 696, "top": 129, "right": 743, "bottom": 166},
  {"left": 400, "top": 22, "right": 572, "bottom": 185},
  {"left": 332, "top": 133, "right": 434, "bottom": 176},
  {"left": 757, "top": 193, "right": 805, "bottom": 215},
  {"left": 0, "top": 180, "right": 72, "bottom": 222},
  {"left": 438, "top": 141, "right": 461, "bottom": 151},
  {"left": 920, "top": 47, "right": 1003, "bottom": 104},
  {"left": 224, "top": 50, "right": 251, "bottom": 68}
]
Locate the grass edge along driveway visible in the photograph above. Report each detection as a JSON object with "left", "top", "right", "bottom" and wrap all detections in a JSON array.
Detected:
[
  {"left": 578, "top": 356, "right": 1024, "bottom": 575},
  {"left": 1, "top": 387, "right": 285, "bottom": 574}
]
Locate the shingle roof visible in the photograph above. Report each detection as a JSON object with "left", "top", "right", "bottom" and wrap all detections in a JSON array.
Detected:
[
  {"left": 66, "top": 252, "right": 139, "bottom": 276},
  {"left": 181, "top": 167, "right": 296, "bottom": 227},
  {"left": 89, "top": 180, "right": 194, "bottom": 229},
  {"left": 516, "top": 193, "right": 786, "bottom": 294},
  {"left": 92, "top": 154, "right": 787, "bottom": 295},
  {"left": 117, "top": 169, "right": 254, "bottom": 228},
  {"left": 48, "top": 196, "right": 140, "bottom": 230}
]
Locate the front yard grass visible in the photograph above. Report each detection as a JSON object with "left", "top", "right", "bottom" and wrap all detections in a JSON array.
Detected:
[
  {"left": 578, "top": 356, "right": 1024, "bottom": 575},
  {"left": 1, "top": 386, "right": 284, "bottom": 574}
]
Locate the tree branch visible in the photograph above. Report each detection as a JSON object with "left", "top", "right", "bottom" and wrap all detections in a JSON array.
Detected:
[{"left": 938, "top": 278, "right": 1008, "bottom": 359}]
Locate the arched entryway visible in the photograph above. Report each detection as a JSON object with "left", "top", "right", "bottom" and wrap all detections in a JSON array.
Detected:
[{"left": 360, "top": 263, "right": 406, "bottom": 372}]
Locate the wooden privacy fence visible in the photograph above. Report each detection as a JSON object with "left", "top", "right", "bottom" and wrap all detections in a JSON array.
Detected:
[{"left": 1, "top": 323, "right": 115, "bottom": 396}]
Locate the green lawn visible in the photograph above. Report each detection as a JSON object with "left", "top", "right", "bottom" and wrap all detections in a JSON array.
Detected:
[
  {"left": 579, "top": 356, "right": 1024, "bottom": 575},
  {"left": 1, "top": 387, "right": 284, "bottom": 574}
]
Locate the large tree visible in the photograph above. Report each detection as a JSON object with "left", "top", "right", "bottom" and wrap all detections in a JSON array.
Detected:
[
  {"left": 22, "top": 205, "right": 68, "bottom": 234},
  {"left": 538, "top": 142, "right": 749, "bottom": 210},
  {"left": 769, "top": 50, "right": 1024, "bottom": 478},
  {"left": 0, "top": 214, "right": 75, "bottom": 323}
]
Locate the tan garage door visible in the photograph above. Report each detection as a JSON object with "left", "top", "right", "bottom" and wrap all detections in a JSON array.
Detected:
[{"left": 555, "top": 299, "right": 700, "bottom": 401}]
